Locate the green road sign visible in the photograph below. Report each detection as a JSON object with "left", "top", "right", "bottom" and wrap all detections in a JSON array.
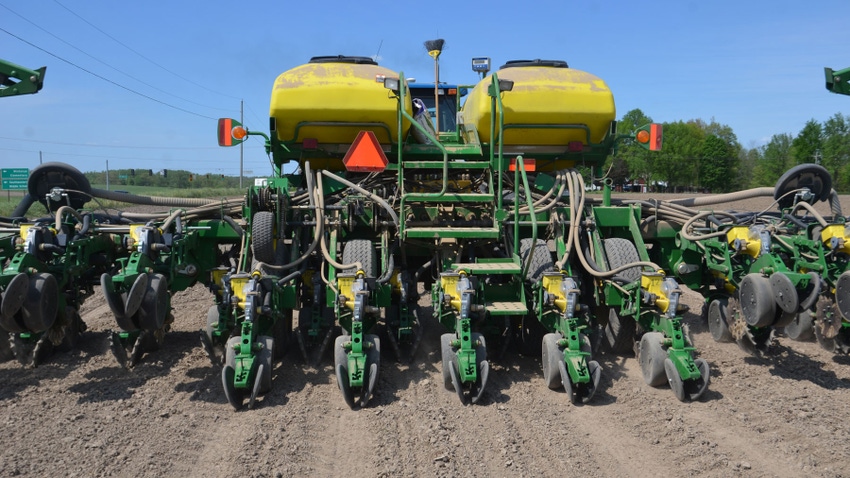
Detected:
[
  {"left": 1, "top": 168, "right": 29, "bottom": 180},
  {"left": 2, "top": 179, "right": 27, "bottom": 190},
  {"left": 1, "top": 168, "right": 29, "bottom": 190}
]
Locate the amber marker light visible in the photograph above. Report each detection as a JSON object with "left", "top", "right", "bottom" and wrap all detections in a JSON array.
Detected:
[{"left": 232, "top": 126, "right": 247, "bottom": 140}]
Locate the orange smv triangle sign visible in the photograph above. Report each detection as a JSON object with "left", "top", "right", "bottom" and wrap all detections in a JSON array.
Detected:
[{"left": 343, "top": 131, "right": 388, "bottom": 172}]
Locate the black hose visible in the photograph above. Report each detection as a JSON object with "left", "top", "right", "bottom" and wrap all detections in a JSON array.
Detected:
[
  {"left": 73, "top": 214, "right": 92, "bottom": 241},
  {"left": 782, "top": 212, "right": 808, "bottom": 229},
  {"left": 222, "top": 215, "right": 244, "bottom": 238},
  {"left": 377, "top": 239, "right": 399, "bottom": 284},
  {"left": 11, "top": 193, "right": 36, "bottom": 218},
  {"left": 91, "top": 188, "right": 219, "bottom": 207}
]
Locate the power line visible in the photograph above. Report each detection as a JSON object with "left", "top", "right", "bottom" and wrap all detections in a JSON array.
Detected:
[
  {"left": 53, "top": 0, "right": 241, "bottom": 102},
  {"left": 0, "top": 135, "right": 265, "bottom": 151},
  {"left": 0, "top": 146, "right": 269, "bottom": 164},
  {"left": 0, "top": 26, "right": 218, "bottom": 120},
  {"left": 0, "top": 3, "right": 233, "bottom": 114}
]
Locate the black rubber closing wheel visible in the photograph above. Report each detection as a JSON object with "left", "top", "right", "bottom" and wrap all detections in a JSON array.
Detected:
[
  {"left": 835, "top": 271, "right": 850, "bottom": 321},
  {"left": 251, "top": 211, "right": 276, "bottom": 265},
  {"left": 785, "top": 311, "right": 815, "bottom": 341},
  {"left": 362, "top": 334, "right": 381, "bottom": 406},
  {"left": 1, "top": 273, "right": 29, "bottom": 322},
  {"left": 21, "top": 273, "right": 59, "bottom": 333},
  {"left": 342, "top": 239, "right": 377, "bottom": 277},
  {"left": 27, "top": 162, "right": 92, "bottom": 211},
  {"left": 799, "top": 272, "right": 822, "bottom": 311},
  {"left": 638, "top": 332, "right": 668, "bottom": 386},
  {"left": 520, "top": 238, "right": 553, "bottom": 282},
  {"left": 708, "top": 297, "right": 734, "bottom": 343},
  {"left": 739, "top": 274, "right": 776, "bottom": 327},
  {"left": 223, "top": 336, "right": 245, "bottom": 410},
  {"left": 440, "top": 333, "right": 455, "bottom": 391},
  {"left": 685, "top": 358, "right": 711, "bottom": 402},
  {"left": 0, "top": 273, "right": 30, "bottom": 333},
  {"left": 773, "top": 310, "right": 797, "bottom": 328},
  {"left": 774, "top": 163, "right": 832, "bottom": 210},
  {"left": 604, "top": 307, "right": 637, "bottom": 355},
  {"left": 124, "top": 273, "right": 149, "bottom": 319},
  {"left": 334, "top": 335, "right": 357, "bottom": 409},
  {"left": 665, "top": 358, "right": 687, "bottom": 402},
  {"left": 136, "top": 274, "right": 169, "bottom": 331},
  {"left": 541, "top": 333, "right": 562, "bottom": 390}
]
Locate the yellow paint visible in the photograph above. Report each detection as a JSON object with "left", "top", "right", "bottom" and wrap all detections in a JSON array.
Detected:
[
  {"left": 641, "top": 273, "right": 670, "bottom": 313},
  {"left": 390, "top": 269, "right": 402, "bottom": 291},
  {"left": 337, "top": 275, "right": 356, "bottom": 311},
  {"left": 726, "top": 226, "right": 761, "bottom": 258},
  {"left": 230, "top": 276, "right": 250, "bottom": 307},
  {"left": 270, "top": 62, "right": 411, "bottom": 145},
  {"left": 440, "top": 273, "right": 463, "bottom": 311},
  {"left": 210, "top": 268, "right": 228, "bottom": 297},
  {"left": 820, "top": 224, "right": 850, "bottom": 254},
  {"left": 542, "top": 274, "right": 567, "bottom": 314},
  {"left": 461, "top": 66, "right": 616, "bottom": 146}
]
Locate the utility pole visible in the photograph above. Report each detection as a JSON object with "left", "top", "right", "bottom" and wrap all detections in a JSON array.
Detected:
[
  {"left": 39, "top": 151, "right": 42, "bottom": 164},
  {"left": 813, "top": 150, "right": 822, "bottom": 165},
  {"left": 106, "top": 160, "right": 110, "bottom": 191},
  {"left": 240, "top": 99, "right": 244, "bottom": 189}
]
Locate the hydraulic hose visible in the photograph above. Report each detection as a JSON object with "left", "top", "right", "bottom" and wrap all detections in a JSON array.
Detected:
[
  {"left": 667, "top": 187, "right": 775, "bottom": 207},
  {"left": 316, "top": 174, "right": 362, "bottom": 272},
  {"left": 320, "top": 169, "right": 399, "bottom": 228},
  {"left": 11, "top": 194, "right": 36, "bottom": 218},
  {"left": 90, "top": 188, "right": 220, "bottom": 207},
  {"left": 570, "top": 172, "right": 660, "bottom": 278}
]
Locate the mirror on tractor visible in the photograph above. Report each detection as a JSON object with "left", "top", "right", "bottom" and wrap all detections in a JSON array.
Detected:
[
  {"left": 217, "top": 118, "right": 247, "bottom": 147},
  {"left": 636, "top": 123, "right": 663, "bottom": 151}
]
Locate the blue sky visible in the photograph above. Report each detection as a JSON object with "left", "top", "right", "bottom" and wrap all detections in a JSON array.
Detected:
[{"left": 2, "top": 0, "right": 849, "bottom": 177}]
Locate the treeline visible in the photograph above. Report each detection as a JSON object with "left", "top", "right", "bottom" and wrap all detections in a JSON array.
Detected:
[
  {"left": 610, "top": 109, "right": 850, "bottom": 193},
  {"left": 83, "top": 169, "right": 257, "bottom": 189}
]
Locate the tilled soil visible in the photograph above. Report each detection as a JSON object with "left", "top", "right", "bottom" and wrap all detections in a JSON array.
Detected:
[{"left": 2, "top": 193, "right": 850, "bottom": 478}]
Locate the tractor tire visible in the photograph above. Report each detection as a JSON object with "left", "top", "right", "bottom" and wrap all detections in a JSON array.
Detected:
[
  {"left": 603, "top": 238, "right": 642, "bottom": 283},
  {"left": 342, "top": 239, "right": 378, "bottom": 278},
  {"left": 604, "top": 306, "right": 637, "bottom": 355},
  {"left": 251, "top": 211, "right": 276, "bottom": 265},
  {"left": 601, "top": 238, "right": 640, "bottom": 354},
  {"left": 519, "top": 238, "right": 553, "bottom": 283}
]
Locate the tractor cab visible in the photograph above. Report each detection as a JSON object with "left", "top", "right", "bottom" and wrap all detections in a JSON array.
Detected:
[{"left": 407, "top": 83, "right": 466, "bottom": 133}]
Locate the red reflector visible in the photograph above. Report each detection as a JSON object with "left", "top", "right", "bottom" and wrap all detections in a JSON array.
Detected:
[
  {"left": 303, "top": 138, "right": 318, "bottom": 149},
  {"left": 218, "top": 118, "right": 233, "bottom": 146},
  {"left": 509, "top": 158, "right": 536, "bottom": 172},
  {"left": 568, "top": 141, "right": 584, "bottom": 152},
  {"left": 448, "top": 88, "right": 457, "bottom": 95},
  {"left": 343, "top": 131, "right": 388, "bottom": 172},
  {"left": 650, "top": 124, "right": 663, "bottom": 151}
]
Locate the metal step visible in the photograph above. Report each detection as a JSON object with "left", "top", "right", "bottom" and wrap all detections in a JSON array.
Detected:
[
  {"left": 484, "top": 301, "right": 528, "bottom": 316},
  {"left": 451, "top": 260, "right": 521, "bottom": 275},
  {"left": 403, "top": 193, "right": 494, "bottom": 203},
  {"left": 403, "top": 226, "right": 500, "bottom": 239},
  {"left": 402, "top": 160, "right": 490, "bottom": 170}
]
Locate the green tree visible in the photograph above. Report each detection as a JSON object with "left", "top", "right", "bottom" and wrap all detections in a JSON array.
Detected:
[
  {"left": 753, "top": 133, "right": 793, "bottom": 186},
  {"left": 738, "top": 146, "right": 762, "bottom": 188},
  {"left": 614, "top": 109, "right": 655, "bottom": 186},
  {"left": 791, "top": 119, "right": 823, "bottom": 165},
  {"left": 822, "top": 113, "right": 850, "bottom": 191},
  {"left": 653, "top": 121, "right": 704, "bottom": 191},
  {"left": 700, "top": 134, "right": 735, "bottom": 192}
]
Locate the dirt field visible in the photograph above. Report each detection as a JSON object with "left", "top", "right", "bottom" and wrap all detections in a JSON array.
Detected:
[{"left": 2, "top": 192, "right": 850, "bottom": 478}]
